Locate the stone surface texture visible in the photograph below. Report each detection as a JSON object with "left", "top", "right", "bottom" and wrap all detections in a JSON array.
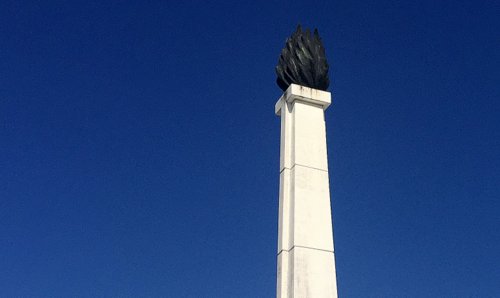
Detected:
[{"left": 275, "top": 84, "right": 338, "bottom": 298}]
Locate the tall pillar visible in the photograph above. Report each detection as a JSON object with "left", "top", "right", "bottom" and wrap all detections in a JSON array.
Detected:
[{"left": 276, "top": 84, "right": 338, "bottom": 298}]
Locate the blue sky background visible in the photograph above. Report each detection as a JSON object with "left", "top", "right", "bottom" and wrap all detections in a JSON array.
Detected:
[{"left": 1, "top": 0, "right": 499, "bottom": 297}]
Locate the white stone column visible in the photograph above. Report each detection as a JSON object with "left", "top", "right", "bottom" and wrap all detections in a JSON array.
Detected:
[{"left": 275, "top": 84, "right": 338, "bottom": 298}]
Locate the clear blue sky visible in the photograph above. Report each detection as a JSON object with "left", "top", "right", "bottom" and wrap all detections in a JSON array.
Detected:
[{"left": 1, "top": 1, "right": 499, "bottom": 297}]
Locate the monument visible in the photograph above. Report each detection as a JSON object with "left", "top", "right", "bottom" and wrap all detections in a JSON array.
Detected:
[{"left": 275, "top": 26, "right": 338, "bottom": 297}]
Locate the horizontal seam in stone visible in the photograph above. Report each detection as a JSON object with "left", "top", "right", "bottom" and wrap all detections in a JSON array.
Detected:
[
  {"left": 278, "top": 245, "right": 334, "bottom": 256},
  {"left": 292, "top": 163, "right": 328, "bottom": 172},
  {"left": 280, "top": 164, "right": 328, "bottom": 174}
]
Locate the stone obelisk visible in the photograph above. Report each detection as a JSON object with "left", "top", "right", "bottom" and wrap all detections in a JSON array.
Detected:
[{"left": 275, "top": 26, "right": 338, "bottom": 298}]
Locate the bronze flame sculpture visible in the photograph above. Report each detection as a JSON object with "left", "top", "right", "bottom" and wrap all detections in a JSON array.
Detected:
[{"left": 276, "top": 25, "right": 330, "bottom": 92}]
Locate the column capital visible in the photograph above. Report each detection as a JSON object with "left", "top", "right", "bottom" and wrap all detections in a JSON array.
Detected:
[{"left": 275, "top": 84, "right": 332, "bottom": 116}]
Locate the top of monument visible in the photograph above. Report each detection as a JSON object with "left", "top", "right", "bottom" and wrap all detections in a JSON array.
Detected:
[{"left": 276, "top": 25, "right": 330, "bottom": 92}]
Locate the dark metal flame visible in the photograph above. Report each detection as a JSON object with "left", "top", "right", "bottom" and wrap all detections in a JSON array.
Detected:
[{"left": 276, "top": 25, "right": 330, "bottom": 92}]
